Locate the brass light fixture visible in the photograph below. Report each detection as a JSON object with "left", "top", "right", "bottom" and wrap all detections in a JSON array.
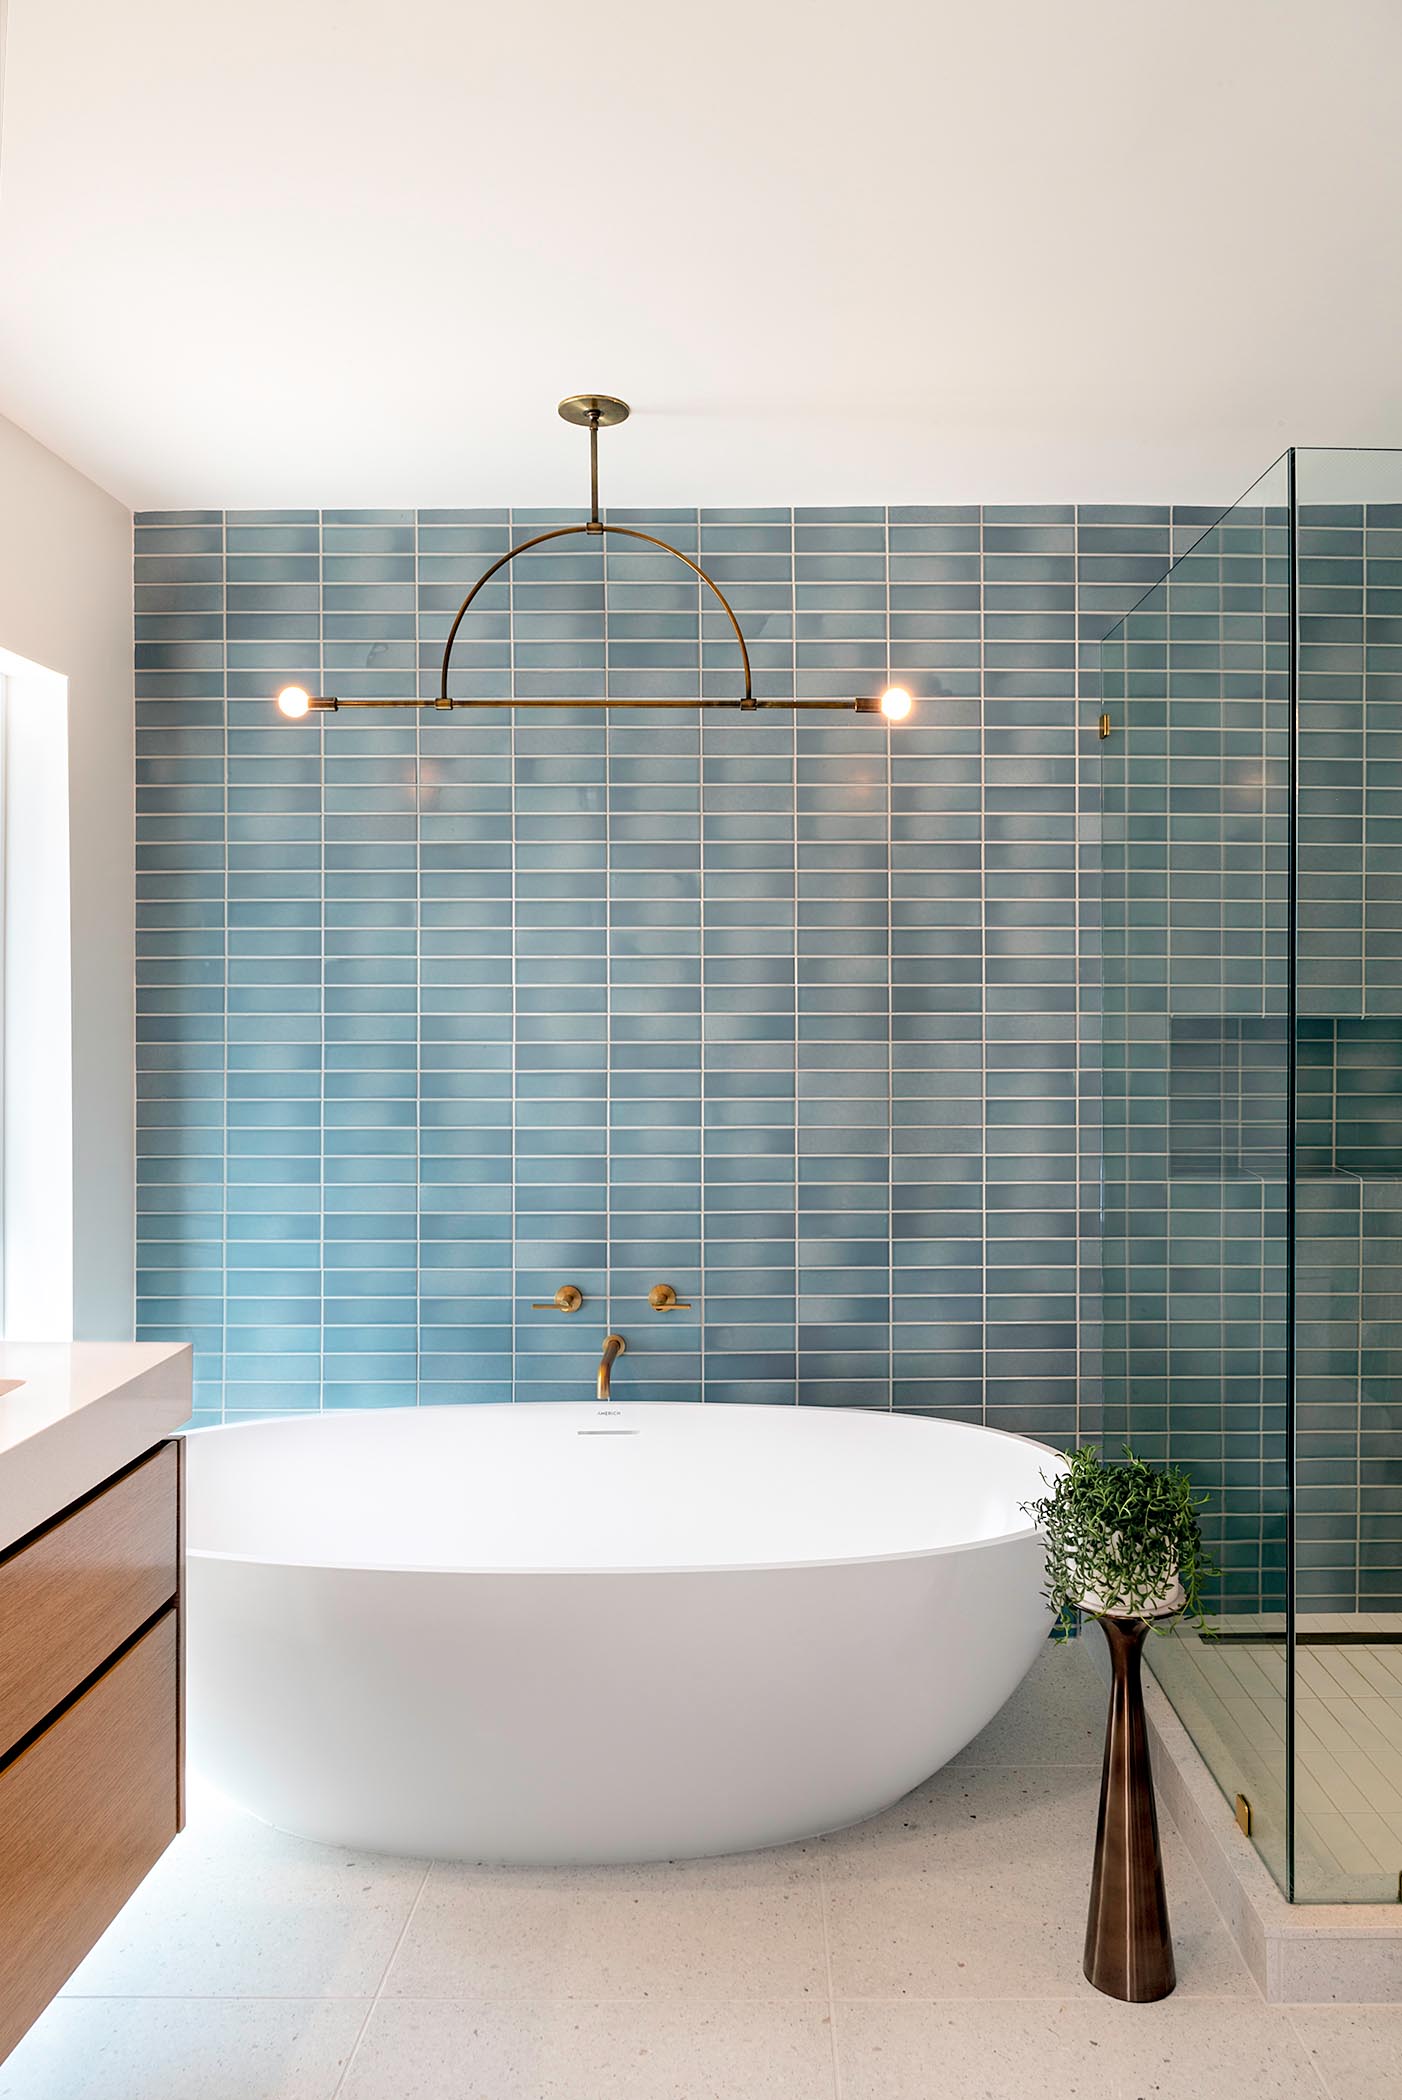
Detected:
[{"left": 275, "top": 396, "right": 915, "bottom": 723}]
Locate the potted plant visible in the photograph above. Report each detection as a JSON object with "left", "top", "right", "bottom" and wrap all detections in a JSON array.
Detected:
[
  {"left": 1024, "top": 1443, "right": 1213, "bottom": 1629},
  {"left": 1023, "top": 1446, "right": 1215, "bottom": 2007}
]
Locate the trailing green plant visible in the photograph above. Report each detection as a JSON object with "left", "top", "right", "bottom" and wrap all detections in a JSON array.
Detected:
[{"left": 1022, "top": 1444, "right": 1215, "bottom": 1633}]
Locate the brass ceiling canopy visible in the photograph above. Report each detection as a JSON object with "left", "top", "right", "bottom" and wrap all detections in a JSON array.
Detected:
[
  {"left": 556, "top": 393, "right": 631, "bottom": 428},
  {"left": 275, "top": 398, "right": 915, "bottom": 723}
]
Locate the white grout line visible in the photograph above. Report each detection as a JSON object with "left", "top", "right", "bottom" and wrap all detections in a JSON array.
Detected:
[
  {"left": 822, "top": 1991, "right": 1271, "bottom": 2007},
  {"left": 328, "top": 1862, "right": 433, "bottom": 2097},
  {"left": 816, "top": 1853, "right": 845, "bottom": 2100},
  {"left": 1283, "top": 2008, "right": 1359, "bottom": 2100}
]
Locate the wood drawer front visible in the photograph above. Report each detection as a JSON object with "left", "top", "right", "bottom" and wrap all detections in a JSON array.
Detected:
[
  {"left": 0, "top": 1610, "right": 178, "bottom": 2065},
  {"left": 0, "top": 1443, "right": 178, "bottom": 1754}
]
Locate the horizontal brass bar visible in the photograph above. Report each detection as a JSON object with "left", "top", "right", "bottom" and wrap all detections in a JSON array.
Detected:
[{"left": 297, "top": 697, "right": 876, "bottom": 713}]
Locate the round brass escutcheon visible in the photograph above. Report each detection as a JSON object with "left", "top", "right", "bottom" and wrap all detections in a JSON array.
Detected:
[
  {"left": 531, "top": 1284, "right": 583, "bottom": 1313},
  {"left": 648, "top": 1283, "right": 692, "bottom": 1312},
  {"left": 557, "top": 393, "right": 631, "bottom": 428}
]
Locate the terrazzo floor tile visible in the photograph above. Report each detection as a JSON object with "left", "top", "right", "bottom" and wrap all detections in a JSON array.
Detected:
[
  {"left": 338, "top": 1999, "right": 839, "bottom": 2100},
  {"left": 949, "top": 1640, "right": 1105, "bottom": 1766},
  {"left": 60, "top": 1786, "right": 427, "bottom": 2000},
  {"left": 0, "top": 1998, "right": 369, "bottom": 2100},
  {"left": 833, "top": 1998, "right": 1329, "bottom": 2100},
  {"left": 1290, "top": 2006, "right": 1402, "bottom": 2099},
  {"left": 24, "top": 1648, "right": 1402, "bottom": 2099},
  {"left": 820, "top": 1762, "right": 1255, "bottom": 2001},
  {"left": 381, "top": 1847, "right": 827, "bottom": 2001}
]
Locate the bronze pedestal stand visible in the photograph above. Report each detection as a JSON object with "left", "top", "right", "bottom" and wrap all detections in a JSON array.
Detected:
[{"left": 1083, "top": 1613, "right": 1176, "bottom": 2002}]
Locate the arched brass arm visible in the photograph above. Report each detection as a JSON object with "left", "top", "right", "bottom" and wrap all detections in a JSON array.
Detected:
[{"left": 437, "top": 522, "right": 754, "bottom": 708}]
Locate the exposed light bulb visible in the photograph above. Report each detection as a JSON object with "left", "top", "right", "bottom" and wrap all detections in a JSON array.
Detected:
[
  {"left": 277, "top": 684, "right": 311, "bottom": 719},
  {"left": 879, "top": 685, "right": 913, "bottom": 721}
]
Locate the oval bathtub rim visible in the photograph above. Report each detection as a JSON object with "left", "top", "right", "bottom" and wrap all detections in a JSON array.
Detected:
[{"left": 181, "top": 1402, "right": 1070, "bottom": 1582}]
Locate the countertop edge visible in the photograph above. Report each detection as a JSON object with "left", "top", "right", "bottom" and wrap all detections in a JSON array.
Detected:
[{"left": 0, "top": 1343, "right": 194, "bottom": 1555}]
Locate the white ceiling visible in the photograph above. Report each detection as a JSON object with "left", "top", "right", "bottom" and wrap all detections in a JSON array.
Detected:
[{"left": 1, "top": 0, "right": 1400, "bottom": 510}]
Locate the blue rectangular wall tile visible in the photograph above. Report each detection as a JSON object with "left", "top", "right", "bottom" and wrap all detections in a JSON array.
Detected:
[{"left": 134, "top": 503, "right": 1161, "bottom": 1427}]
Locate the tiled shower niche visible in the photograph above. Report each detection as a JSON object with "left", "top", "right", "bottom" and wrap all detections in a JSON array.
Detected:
[{"left": 1296, "top": 1019, "right": 1402, "bottom": 1176}]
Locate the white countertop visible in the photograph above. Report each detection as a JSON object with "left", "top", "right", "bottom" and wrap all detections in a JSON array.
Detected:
[{"left": 0, "top": 1341, "right": 193, "bottom": 1553}]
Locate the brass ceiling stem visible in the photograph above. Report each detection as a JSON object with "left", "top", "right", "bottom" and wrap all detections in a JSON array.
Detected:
[{"left": 587, "top": 408, "right": 602, "bottom": 533}]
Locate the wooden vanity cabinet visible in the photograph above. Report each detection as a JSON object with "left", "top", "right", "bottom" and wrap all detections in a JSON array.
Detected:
[{"left": 0, "top": 1440, "right": 183, "bottom": 2063}]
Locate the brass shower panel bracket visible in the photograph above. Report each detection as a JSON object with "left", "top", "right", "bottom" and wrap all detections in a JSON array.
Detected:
[
  {"left": 531, "top": 1285, "right": 584, "bottom": 1313},
  {"left": 1099, "top": 712, "right": 1113, "bottom": 740},
  {"left": 1234, "top": 1793, "right": 1253, "bottom": 1838},
  {"left": 648, "top": 1284, "right": 692, "bottom": 1311}
]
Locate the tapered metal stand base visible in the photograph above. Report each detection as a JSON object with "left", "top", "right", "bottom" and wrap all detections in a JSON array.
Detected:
[{"left": 1083, "top": 1615, "right": 1176, "bottom": 2002}]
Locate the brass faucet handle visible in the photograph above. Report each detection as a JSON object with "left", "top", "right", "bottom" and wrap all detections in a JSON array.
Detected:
[
  {"left": 648, "top": 1284, "right": 692, "bottom": 1312},
  {"left": 531, "top": 1285, "right": 584, "bottom": 1313}
]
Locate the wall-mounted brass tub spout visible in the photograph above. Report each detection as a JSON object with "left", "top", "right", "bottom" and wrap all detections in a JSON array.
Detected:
[{"left": 597, "top": 1334, "right": 627, "bottom": 1401}]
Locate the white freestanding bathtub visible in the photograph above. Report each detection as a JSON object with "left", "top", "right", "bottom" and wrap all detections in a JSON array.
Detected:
[{"left": 186, "top": 1402, "right": 1063, "bottom": 1865}]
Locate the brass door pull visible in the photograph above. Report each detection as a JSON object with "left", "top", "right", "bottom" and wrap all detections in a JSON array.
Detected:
[
  {"left": 648, "top": 1284, "right": 692, "bottom": 1312},
  {"left": 531, "top": 1285, "right": 583, "bottom": 1313}
]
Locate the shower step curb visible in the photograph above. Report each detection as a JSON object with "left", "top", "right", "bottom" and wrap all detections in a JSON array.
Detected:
[{"left": 1140, "top": 1665, "right": 1402, "bottom": 2003}]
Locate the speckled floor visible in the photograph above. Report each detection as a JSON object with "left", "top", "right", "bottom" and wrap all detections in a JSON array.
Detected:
[{"left": 2, "top": 1644, "right": 1396, "bottom": 2099}]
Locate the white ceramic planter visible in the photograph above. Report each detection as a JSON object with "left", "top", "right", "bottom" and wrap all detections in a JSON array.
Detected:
[{"left": 1077, "top": 1564, "right": 1185, "bottom": 1619}]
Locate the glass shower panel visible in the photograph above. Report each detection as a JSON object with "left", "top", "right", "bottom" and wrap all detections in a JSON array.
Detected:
[
  {"left": 1292, "top": 447, "right": 1402, "bottom": 1903},
  {"left": 1100, "top": 456, "right": 1294, "bottom": 1892}
]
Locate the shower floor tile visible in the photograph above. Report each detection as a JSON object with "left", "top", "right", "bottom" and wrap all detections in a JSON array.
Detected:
[
  {"left": 3, "top": 1644, "right": 1397, "bottom": 2099},
  {"left": 1150, "top": 1622, "right": 1402, "bottom": 1901}
]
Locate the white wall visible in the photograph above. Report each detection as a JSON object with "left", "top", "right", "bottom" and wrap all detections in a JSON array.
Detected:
[
  {"left": 1, "top": 646, "right": 73, "bottom": 1339},
  {"left": 0, "top": 410, "right": 133, "bottom": 1337}
]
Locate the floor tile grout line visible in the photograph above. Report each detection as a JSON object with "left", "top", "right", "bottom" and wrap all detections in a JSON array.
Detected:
[
  {"left": 824, "top": 1989, "right": 1281, "bottom": 2005},
  {"left": 328, "top": 1862, "right": 433, "bottom": 2098},
  {"left": 58, "top": 1990, "right": 892, "bottom": 2005},
  {"left": 362, "top": 1991, "right": 854, "bottom": 2006},
  {"left": 1282, "top": 2008, "right": 1351, "bottom": 2100},
  {"left": 371, "top": 1862, "right": 433, "bottom": 2001},
  {"left": 56, "top": 1987, "right": 1323, "bottom": 2006},
  {"left": 817, "top": 1852, "right": 844, "bottom": 2100},
  {"left": 60, "top": 1993, "right": 383, "bottom": 2004},
  {"left": 325, "top": 1999, "right": 377, "bottom": 2100}
]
